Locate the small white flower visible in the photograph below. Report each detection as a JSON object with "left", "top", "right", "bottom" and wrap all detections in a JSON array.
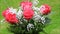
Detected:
[
  {"left": 32, "top": 0, "right": 39, "bottom": 6},
  {"left": 32, "top": 6, "right": 40, "bottom": 11},
  {"left": 9, "top": 7, "right": 17, "bottom": 14},
  {"left": 41, "top": 16, "right": 46, "bottom": 24},
  {"left": 33, "top": 11, "right": 46, "bottom": 24},
  {"left": 16, "top": 8, "right": 23, "bottom": 19},
  {"left": 33, "top": 11, "right": 41, "bottom": 22},
  {"left": 27, "top": 23, "right": 34, "bottom": 31}
]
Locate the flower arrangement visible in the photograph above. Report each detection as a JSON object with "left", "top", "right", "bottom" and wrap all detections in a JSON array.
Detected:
[{"left": 2, "top": 0, "right": 51, "bottom": 34}]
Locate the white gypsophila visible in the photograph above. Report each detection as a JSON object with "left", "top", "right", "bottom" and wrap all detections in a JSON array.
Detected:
[
  {"left": 32, "top": 0, "right": 39, "bottom": 6},
  {"left": 16, "top": 7, "right": 23, "bottom": 19},
  {"left": 33, "top": 11, "right": 46, "bottom": 24},
  {"left": 41, "top": 16, "right": 46, "bottom": 24},
  {"left": 23, "top": 18, "right": 27, "bottom": 22},
  {"left": 9, "top": 7, "right": 17, "bottom": 14},
  {"left": 33, "top": 11, "right": 41, "bottom": 22},
  {"left": 27, "top": 23, "right": 34, "bottom": 31},
  {"left": 32, "top": 6, "right": 40, "bottom": 11}
]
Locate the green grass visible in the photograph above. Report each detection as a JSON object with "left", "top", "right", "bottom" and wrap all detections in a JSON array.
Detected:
[{"left": 0, "top": 0, "right": 60, "bottom": 34}]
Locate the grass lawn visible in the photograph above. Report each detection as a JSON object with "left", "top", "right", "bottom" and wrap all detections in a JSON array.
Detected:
[{"left": 0, "top": 0, "right": 60, "bottom": 34}]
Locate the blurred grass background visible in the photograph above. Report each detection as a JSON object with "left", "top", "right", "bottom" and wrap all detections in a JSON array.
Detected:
[{"left": 0, "top": 0, "right": 60, "bottom": 34}]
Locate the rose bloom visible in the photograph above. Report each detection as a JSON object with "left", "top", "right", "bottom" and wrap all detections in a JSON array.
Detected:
[
  {"left": 2, "top": 8, "right": 18, "bottom": 24},
  {"left": 5, "top": 13, "right": 18, "bottom": 24},
  {"left": 2, "top": 7, "right": 17, "bottom": 17},
  {"left": 20, "top": 1, "right": 32, "bottom": 10},
  {"left": 23, "top": 9, "right": 34, "bottom": 20},
  {"left": 40, "top": 4, "right": 51, "bottom": 15},
  {"left": 2, "top": 8, "right": 10, "bottom": 17}
]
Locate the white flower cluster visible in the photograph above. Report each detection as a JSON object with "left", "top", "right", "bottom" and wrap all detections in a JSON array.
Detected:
[
  {"left": 27, "top": 23, "right": 34, "bottom": 31},
  {"left": 9, "top": 7, "right": 17, "bottom": 14},
  {"left": 32, "top": 0, "right": 39, "bottom": 6},
  {"left": 16, "top": 7, "right": 23, "bottom": 19},
  {"left": 33, "top": 11, "right": 46, "bottom": 24}
]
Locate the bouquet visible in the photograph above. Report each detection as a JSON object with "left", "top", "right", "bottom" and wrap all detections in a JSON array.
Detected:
[{"left": 2, "top": 0, "right": 51, "bottom": 34}]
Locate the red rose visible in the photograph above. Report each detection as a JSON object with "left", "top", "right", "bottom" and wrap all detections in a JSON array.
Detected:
[
  {"left": 23, "top": 9, "right": 34, "bottom": 20},
  {"left": 5, "top": 13, "right": 18, "bottom": 24},
  {"left": 21, "top": 1, "right": 32, "bottom": 10},
  {"left": 2, "top": 8, "right": 18, "bottom": 24},
  {"left": 40, "top": 4, "right": 51, "bottom": 15}
]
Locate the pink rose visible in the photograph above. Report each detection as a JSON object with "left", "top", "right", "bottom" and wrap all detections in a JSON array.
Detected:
[
  {"left": 5, "top": 13, "right": 18, "bottom": 24},
  {"left": 2, "top": 8, "right": 9, "bottom": 17},
  {"left": 21, "top": 1, "right": 32, "bottom": 10},
  {"left": 23, "top": 9, "right": 34, "bottom": 20},
  {"left": 40, "top": 4, "right": 51, "bottom": 15},
  {"left": 2, "top": 8, "right": 18, "bottom": 24}
]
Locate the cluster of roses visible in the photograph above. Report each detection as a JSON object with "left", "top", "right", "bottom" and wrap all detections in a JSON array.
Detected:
[{"left": 2, "top": 1, "right": 51, "bottom": 25}]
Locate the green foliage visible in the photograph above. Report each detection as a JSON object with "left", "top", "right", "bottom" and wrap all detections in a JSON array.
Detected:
[{"left": 8, "top": 19, "right": 45, "bottom": 34}]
